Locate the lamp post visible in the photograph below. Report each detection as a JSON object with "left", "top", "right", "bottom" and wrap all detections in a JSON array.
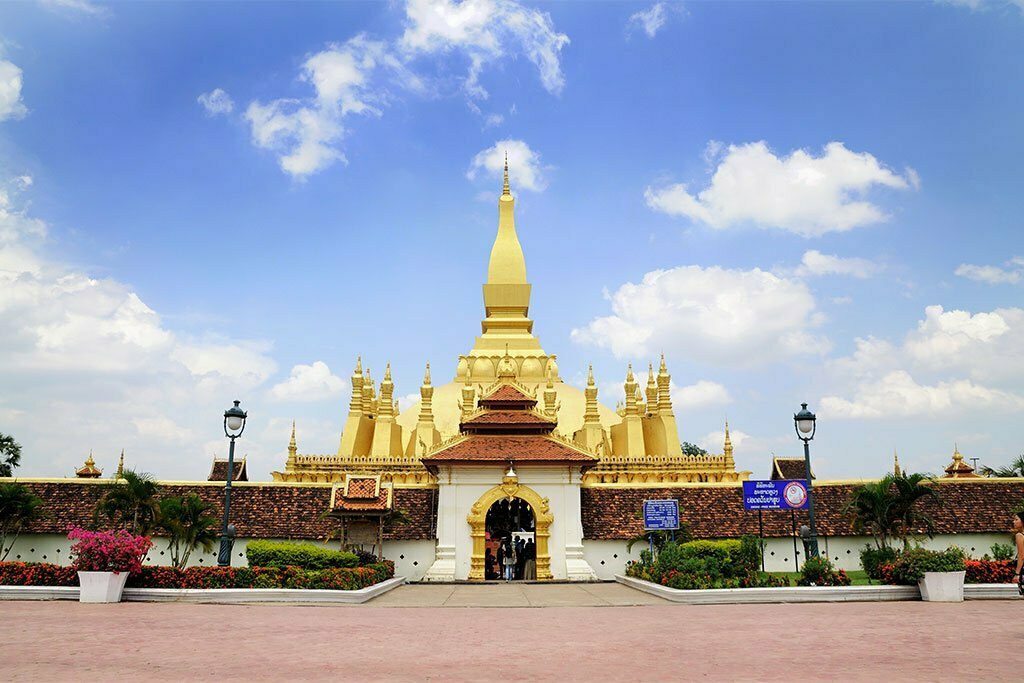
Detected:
[
  {"left": 218, "top": 400, "right": 247, "bottom": 567},
  {"left": 793, "top": 402, "right": 819, "bottom": 560}
]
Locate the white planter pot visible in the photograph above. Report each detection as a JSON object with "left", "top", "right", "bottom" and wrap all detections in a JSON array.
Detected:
[
  {"left": 78, "top": 571, "right": 130, "bottom": 603},
  {"left": 918, "top": 571, "right": 965, "bottom": 602}
]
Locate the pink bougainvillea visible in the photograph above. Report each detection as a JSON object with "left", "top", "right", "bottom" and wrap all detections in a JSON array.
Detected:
[{"left": 67, "top": 528, "right": 153, "bottom": 574}]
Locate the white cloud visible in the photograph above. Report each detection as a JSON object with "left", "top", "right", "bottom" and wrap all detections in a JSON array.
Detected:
[
  {"left": 903, "top": 305, "right": 1012, "bottom": 369},
  {"left": 821, "top": 370, "right": 1024, "bottom": 419},
  {"left": 38, "top": 0, "right": 110, "bottom": 17},
  {"left": 794, "top": 250, "right": 880, "bottom": 278},
  {"left": 698, "top": 428, "right": 749, "bottom": 453},
  {"left": 269, "top": 361, "right": 347, "bottom": 401},
  {"left": 467, "top": 139, "right": 547, "bottom": 192},
  {"left": 396, "top": 392, "right": 420, "bottom": 413},
  {"left": 244, "top": 36, "right": 409, "bottom": 178},
  {"left": 0, "top": 60, "right": 28, "bottom": 122},
  {"left": 399, "top": 0, "right": 570, "bottom": 97},
  {"left": 572, "top": 265, "right": 828, "bottom": 366},
  {"left": 644, "top": 141, "right": 918, "bottom": 237},
  {"left": 955, "top": 257, "right": 1023, "bottom": 285},
  {"left": 627, "top": 3, "right": 667, "bottom": 38},
  {"left": 197, "top": 88, "right": 234, "bottom": 116},
  {"left": 673, "top": 380, "right": 731, "bottom": 409}
]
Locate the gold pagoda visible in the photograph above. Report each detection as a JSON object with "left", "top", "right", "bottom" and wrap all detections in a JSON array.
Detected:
[{"left": 272, "top": 159, "right": 749, "bottom": 486}]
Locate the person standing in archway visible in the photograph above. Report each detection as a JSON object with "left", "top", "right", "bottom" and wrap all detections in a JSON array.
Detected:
[
  {"left": 523, "top": 538, "right": 536, "bottom": 580},
  {"left": 501, "top": 538, "right": 516, "bottom": 582}
]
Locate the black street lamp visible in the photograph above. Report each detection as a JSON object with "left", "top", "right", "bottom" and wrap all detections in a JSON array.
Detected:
[
  {"left": 218, "top": 400, "right": 247, "bottom": 567},
  {"left": 794, "top": 402, "right": 820, "bottom": 560}
]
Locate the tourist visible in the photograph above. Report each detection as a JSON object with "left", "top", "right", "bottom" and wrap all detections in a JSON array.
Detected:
[
  {"left": 502, "top": 539, "right": 516, "bottom": 582},
  {"left": 515, "top": 536, "right": 526, "bottom": 579},
  {"left": 485, "top": 549, "right": 497, "bottom": 580},
  {"left": 1013, "top": 512, "right": 1024, "bottom": 596},
  {"left": 523, "top": 539, "right": 536, "bottom": 580}
]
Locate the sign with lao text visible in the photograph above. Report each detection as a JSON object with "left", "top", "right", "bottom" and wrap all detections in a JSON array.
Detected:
[
  {"left": 643, "top": 499, "right": 680, "bottom": 530},
  {"left": 742, "top": 480, "right": 809, "bottom": 511}
]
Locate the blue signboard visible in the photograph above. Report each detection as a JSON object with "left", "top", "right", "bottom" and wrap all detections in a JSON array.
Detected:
[
  {"left": 643, "top": 499, "right": 680, "bottom": 530},
  {"left": 742, "top": 480, "right": 809, "bottom": 510}
]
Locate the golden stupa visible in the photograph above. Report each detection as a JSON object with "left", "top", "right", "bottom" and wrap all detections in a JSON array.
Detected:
[{"left": 273, "top": 158, "right": 749, "bottom": 487}]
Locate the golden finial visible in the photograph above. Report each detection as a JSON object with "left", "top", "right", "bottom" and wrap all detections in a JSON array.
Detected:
[
  {"left": 384, "top": 362, "right": 392, "bottom": 382},
  {"left": 289, "top": 420, "right": 297, "bottom": 449},
  {"left": 953, "top": 443, "right": 962, "bottom": 461},
  {"left": 502, "top": 151, "right": 510, "bottom": 196},
  {"left": 354, "top": 355, "right": 362, "bottom": 374},
  {"left": 423, "top": 362, "right": 432, "bottom": 386},
  {"left": 116, "top": 449, "right": 125, "bottom": 478},
  {"left": 647, "top": 362, "right": 656, "bottom": 387},
  {"left": 626, "top": 362, "right": 635, "bottom": 383},
  {"left": 893, "top": 449, "right": 901, "bottom": 476},
  {"left": 587, "top": 363, "right": 595, "bottom": 386},
  {"left": 659, "top": 353, "right": 668, "bottom": 375}
]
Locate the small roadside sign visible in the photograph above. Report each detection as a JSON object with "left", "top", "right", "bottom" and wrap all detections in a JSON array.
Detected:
[{"left": 643, "top": 499, "right": 680, "bottom": 530}]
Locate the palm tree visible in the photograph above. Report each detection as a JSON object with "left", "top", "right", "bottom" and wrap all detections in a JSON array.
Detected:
[
  {"left": 94, "top": 469, "right": 161, "bottom": 535},
  {"left": 980, "top": 455, "right": 1024, "bottom": 478},
  {"left": 158, "top": 493, "right": 218, "bottom": 569},
  {"left": 0, "top": 482, "right": 45, "bottom": 561},
  {"left": 890, "top": 472, "right": 939, "bottom": 546},
  {"left": 0, "top": 433, "right": 22, "bottom": 478},
  {"left": 844, "top": 475, "right": 898, "bottom": 550}
]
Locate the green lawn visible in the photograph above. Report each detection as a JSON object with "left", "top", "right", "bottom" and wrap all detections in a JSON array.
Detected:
[{"left": 769, "top": 570, "right": 873, "bottom": 586}]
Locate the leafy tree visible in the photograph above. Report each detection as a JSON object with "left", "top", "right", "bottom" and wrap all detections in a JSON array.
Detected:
[
  {"left": 158, "top": 493, "right": 219, "bottom": 569},
  {"left": 94, "top": 469, "right": 161, "bottom": 535},
  {"left": 0, "top": 482, "right": 45, "bottom": 561},
  {"left": 980, "top": 454, "right": 1024, "bottom": 478},
  {"left": 0, "top": 433, "right": 22, "bottom": 478},
  {"left": 844, "top": 472, "right": 940, "bottom": 550},
  {"left": 681, "top": 442, "right": 709, "bottom": 457}
]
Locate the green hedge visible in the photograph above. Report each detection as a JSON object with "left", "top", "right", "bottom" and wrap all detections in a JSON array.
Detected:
[
  {"left": 625, "top": 535, "right": 776, "bottom": 589},
  {"left": 879, "top": 547, "right": 966, "bottom": 585},
  {"left": 245, "top": 540, "right": 359, "bottom": 570}
]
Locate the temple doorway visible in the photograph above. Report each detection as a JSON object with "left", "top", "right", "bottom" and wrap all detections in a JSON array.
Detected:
[{"left": 484, "top": 497, "right": 536, "bottom": 581}]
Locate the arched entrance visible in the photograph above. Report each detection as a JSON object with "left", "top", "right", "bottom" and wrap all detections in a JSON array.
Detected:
[
  {"left": 467, "top": 479, "right": 553, "bottom": 581},
  {"left": 485, "top": 497, "right": 535, "bottom": 580}
]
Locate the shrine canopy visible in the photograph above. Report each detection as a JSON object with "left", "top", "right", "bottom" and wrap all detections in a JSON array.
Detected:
[{"left": 421, "top": 379, "right": 599, "bottom": 471}]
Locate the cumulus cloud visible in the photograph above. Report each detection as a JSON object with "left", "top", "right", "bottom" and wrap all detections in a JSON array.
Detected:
[
  {"left": 269, "top": 361, "right": 347, "bottom": 401},
  {"left": 0, "top": 60, "right": 28, "bottom": 122},
  {"left": 645, "top": 141, "right": 918, "bottom": 237},
  {"left": 673, "top": 380, "right": 731, "bottom": 409},
  {"left": 572, "top": 265, "right": 829, "bottom": 366},
  {"left": 0, "top": 179, "right": 286, "bottom": 478},
  {"left": 399, "top": 0, "right": 570, "bottom": 97},
  {"left": 197, "top": 88, "right": 234, "bottom": 116},
  {"left": 821, "top": 370, "right": 1024, "bottom": 419},
  {"left": 822, "top": 304, "right": 1024, "bottom": 419},
  {"left": 467, "top": 139, "right": 547, "bottom": 192},
  {"left": 955, "top": 257, "right": 1023, "bottom": 285},
  {"left": 794, "top": 250, "right": 880, "bottom": 279},
  {"left": 244, "top": 36, "right": 408, "bottom": 178},
  {"left": 627, "top": 3, "right": 668, "bottom": 38}
]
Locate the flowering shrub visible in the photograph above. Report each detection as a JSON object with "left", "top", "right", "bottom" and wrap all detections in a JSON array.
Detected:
[
  {"left": 0, "top": 562, "right": 78, "bottom": 586},
  {"left": 625, "top": 536, "right": 786, "bottom": 589},
  {"left": 798, "top": 556, "right": 851, "bottom": 586},
  {"left": 964, "top": 559, "right": 1015, "bottom": 584},
  {"left": 67, "top": 528, "right": 153, "bottom": 574},
  {"left": 877, "top": 547, "right": 966, "bottom": 585}
]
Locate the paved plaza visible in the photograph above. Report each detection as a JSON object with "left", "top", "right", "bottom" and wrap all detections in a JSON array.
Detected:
[{"left": 2, "top": 584, "right": 1022, "bottom": 681}]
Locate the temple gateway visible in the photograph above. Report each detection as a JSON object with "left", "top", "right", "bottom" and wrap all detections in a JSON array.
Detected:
[{"left": 8, "top": 164, "right": 1022, "bottom": 580}]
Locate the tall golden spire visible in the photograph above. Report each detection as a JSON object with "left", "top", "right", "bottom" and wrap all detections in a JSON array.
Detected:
[
  {"left": 502, "top": 150, "right": 510, "bottom": 197},
  {"left": 624, "top": 363, "right": 639, "bottom": 416},
  {"left": 116, "top": 449, "right": 125, "bottom": 478},
  {"left": 287, "top": 421, "right": 298, "bottom": 467},
  {"left": 724, "top": 420, "right": 734, "bottom": 468},
  {"left": 893, "top": 449, "right": 901, "bottom": 476},
  {"left": 583, "top": 363, "right": 600, "bottom": 425},
  {"left": 378, "top": 363, "right": 395, "bottom": 418},
  {"left": 645, "top": 362, "right": 658, "bottom": 415}
]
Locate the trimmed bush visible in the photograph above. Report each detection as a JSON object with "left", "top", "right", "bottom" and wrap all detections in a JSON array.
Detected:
[
  {"left": 627, "top": 538, "right": 777, "bottom": 589},
  {"left": 245, "top": 540, "right": 358, "bottom": 570},
  {"left": 859, "top": 545, "right": 899, "bottom": 580},
  {"left": 0, "top": 562, "right": 77, "bottom": 586},
  {"left": 965, "top": 559, "right": 1016, "bottom": 584},
  {"left": 878, "top": 547, "right": 966, "bottom": 585}
]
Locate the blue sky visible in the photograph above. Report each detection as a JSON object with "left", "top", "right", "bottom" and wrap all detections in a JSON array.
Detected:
[{"left": 1, "top": 0, "right": 1022, "bottom": 481}]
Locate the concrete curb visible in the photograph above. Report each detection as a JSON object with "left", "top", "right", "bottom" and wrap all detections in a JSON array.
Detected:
[
  {"left": 0, "top": 576, "right": 407, "bottom": 605},
  {"left": 616, "top": 576, "right": 1022, "bottom": 604}
]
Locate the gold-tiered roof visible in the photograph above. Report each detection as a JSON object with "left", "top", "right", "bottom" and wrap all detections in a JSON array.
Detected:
[{"left": 75, "top": 452, "right": 103, "bottom": 478}]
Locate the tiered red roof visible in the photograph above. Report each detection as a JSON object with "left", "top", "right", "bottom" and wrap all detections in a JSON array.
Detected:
[{"left": 330, "top": 476, "right": 393, "bottom": 514}]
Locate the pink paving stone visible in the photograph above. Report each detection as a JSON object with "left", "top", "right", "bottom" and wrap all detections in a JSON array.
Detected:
[{"left": 1, "top": 599, "right": 1022, "bottom": 681}]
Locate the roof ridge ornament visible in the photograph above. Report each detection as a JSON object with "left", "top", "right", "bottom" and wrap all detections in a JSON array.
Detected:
[{"left": 502, "top": 150, "right": 510, "bottom": 196}]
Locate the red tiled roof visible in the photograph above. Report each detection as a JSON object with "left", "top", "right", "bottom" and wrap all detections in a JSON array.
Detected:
[
  {"left": 207, "top": 459, "right": 248, "bottom": 482},
  {"left": 345, "top": 477, "right": 379, "bottom": 499},
  {"left": 478, "top": 384, "right": 536, "bottom": 406},
  {"left": 18, "top": 481, "right": 435, "bottom": 541},
  {"left": 581, "top": 480, "right": 1024, "bottom": 540},
  {"left": 423, "top": 435, "right": 598, "bottom": 464},
  {"left": 461, "top": 410, "right": 555, "bottom": 429},
  {"left": 333, "top": 482, "right": 392, "bottom": 513},
  {"left": 772, "top": 457, "right": 812, "bottom": 481}
]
